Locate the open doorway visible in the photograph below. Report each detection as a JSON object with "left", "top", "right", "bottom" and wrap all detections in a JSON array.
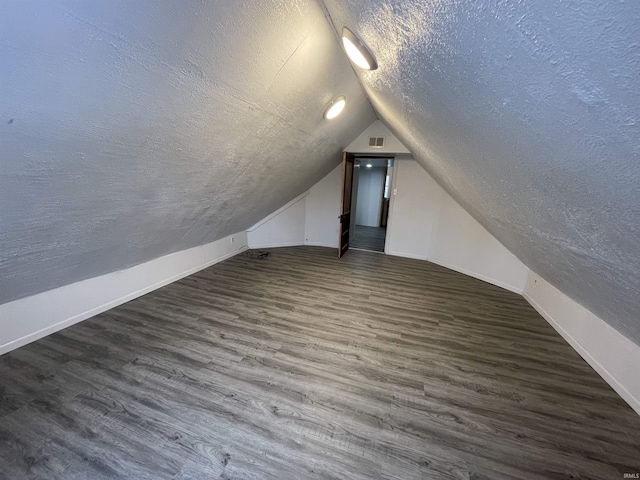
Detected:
[{"left": 349, "top": 157, "right": 393, "bottom": 253}]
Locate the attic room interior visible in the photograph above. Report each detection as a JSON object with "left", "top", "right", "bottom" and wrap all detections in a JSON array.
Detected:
[{"left": 1, "top": 0, "right": 639, "bottom": 478}]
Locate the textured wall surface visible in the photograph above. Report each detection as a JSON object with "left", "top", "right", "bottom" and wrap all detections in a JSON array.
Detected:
[
  {"left": 0, "top": 1, "right": 375, "bottom": 303},
  {"left": 322, "top": 0, "right": 640, "bottom": 343}
]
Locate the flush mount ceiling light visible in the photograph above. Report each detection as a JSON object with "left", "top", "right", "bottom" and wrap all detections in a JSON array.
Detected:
[
  {"left": 366, "top": 163, "right": 373, "bottom": 168},
  {"left": 342, "top": 27, "right": 378, "bottom": 70},
  {"left": 324, "top": 96, "right": 346, "bottom": 120}
]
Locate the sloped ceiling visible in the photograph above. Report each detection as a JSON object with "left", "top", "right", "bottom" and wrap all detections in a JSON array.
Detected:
[
  {"left": 0, "top": 1, "right": 376, "bottom": 303},
  {"left": 322, "top": 0, "right": 640, "bottom": 343}
]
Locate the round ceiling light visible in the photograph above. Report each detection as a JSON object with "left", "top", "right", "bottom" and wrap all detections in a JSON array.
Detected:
[
  {"left": 324, "top": 96, "right": 346, "bottom": 120},
  {"left": 342, "top": 27, "right": 378, "bottom": 71}
]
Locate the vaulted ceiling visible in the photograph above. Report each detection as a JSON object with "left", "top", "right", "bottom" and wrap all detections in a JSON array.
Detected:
[
  {"left": 322, "top": 0, "right": 640, "bottom": 344},
  {"left": 1, "top": 1, "right": 638, "bottom": 345},
  {"left": 0, "top": 1, "right": 375, "bottom": 303}
]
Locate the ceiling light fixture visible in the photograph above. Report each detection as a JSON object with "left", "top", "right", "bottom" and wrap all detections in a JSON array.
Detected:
[
  {"left": 341, "top": 27, "right": 378, "bottom": 70},
  {"left": 366, "top": 163, "right": 373, "bottom": 168},
  {"left": 324, "top": 96, "right": 346, "bottom": 120}
]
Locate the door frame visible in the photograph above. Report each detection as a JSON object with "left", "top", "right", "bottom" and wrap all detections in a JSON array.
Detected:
[
  {"left": 338, "top": 152, "right": 355, "bottom": 258},
  {"left": 339, "top": 153, "right": 400, "bottom": 257},
  {"left": 384, "top": 157, "right": 399, "bottom": 255}
]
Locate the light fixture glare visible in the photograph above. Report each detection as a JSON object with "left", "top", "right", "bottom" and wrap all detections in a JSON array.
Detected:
[
  {"left": 342, "top": 37, "right": 370, "bottom": 70},
  {"left": 324, "top": 96, "right": 346, "bottom": 120},
  {"left": 366, "top": 163, "right": 373, "bottom": 168},
  {"left": 341, "top": 27, "right": 378, "bottom": 70}
]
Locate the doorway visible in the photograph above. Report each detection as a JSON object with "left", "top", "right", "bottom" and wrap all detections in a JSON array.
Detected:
[{"left": 349, "top": 157, "right": 393, "bottom": 253}]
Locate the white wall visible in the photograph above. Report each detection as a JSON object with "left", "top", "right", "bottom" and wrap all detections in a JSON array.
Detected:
[
  {"left": 345, "top": 120, "right": 411, "bottom": 154},
  {"left": 6, "top": 156, "right": 638, "bottom": 416},
  {"left": 523, "top": 271, "right": 640, "bottom": 415},
  {"left": 247, "top": 192, "right": 307, "bottom": 248},
  {"left": 387, "top": 158, "right": 528, "bottom": 294},
  {"left": 0, "top": 232, "right": 248, "bottom": 355},
  {"left": 355, "top": 167, "right": 385, "bottom": 227},
  {"left": 304, "top": 165, "right": 342, "bottom": 248},
  {"left": 2, "top": 162, "right": 341, "bottom": 356},
  {"left": 384, "top": 158, "right": 640, "bottom": 414},
  {"left": 241, "top": 160, "right": 640, "bottom": 416},
  {"left": 249, "top": 158, "right": 527, "bottom": 293},
  {"left": 246, "top": 164, "right": 343, "bottom": 249}
]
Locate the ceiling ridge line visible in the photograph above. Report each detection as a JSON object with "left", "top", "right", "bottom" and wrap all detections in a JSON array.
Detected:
[{"left": 315, "top": 0, "right": 380, "bottom": 121}]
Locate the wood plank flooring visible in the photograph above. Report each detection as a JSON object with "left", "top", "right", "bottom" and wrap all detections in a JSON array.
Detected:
[
  {"left": 1, "top": 246, "right": 639, "bottom": 479},
  {"left": 351, "top": 225, "right": 386, "bottom": 252}
]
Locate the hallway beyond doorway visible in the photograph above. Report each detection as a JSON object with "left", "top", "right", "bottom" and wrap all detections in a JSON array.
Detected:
[{"left": 351, "top": 225, "right": 386, "bottom": 252}]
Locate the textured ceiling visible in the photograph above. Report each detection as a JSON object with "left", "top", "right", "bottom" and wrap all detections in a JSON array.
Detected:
[
  {"left": 2, "top": 0, "right": 638, "bottom": 348},
  {"left": 0, "top": 0, "right": 376, "bottom": 303},
  {"left": 322, "top": 0, "right": 640, "bottom": 343}
]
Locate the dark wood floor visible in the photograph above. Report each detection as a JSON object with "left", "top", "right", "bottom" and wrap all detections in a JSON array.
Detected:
[
  {"left": 351, "top": 225, "right": 386, "bottom": 252},
  {"left": 1, "top": 247, "right": 639, "bottom": 480}
]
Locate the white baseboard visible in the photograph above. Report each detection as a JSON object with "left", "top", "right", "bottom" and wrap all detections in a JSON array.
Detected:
[
  {"left": 304, "top": 241, "right": 337, "bottom": 248},
  {"left": 387, "top": 250, "right": 524, "bottom": 295},
  {"left": 248, "top": 241, "right": 338, "bottom": 249},
  {"left": 438, "top": 260, "right": 524, "bottom": 295},
  {"left": 523, "top": 271, "right": 640, "bottom": 416},
  {"left": 248, "top": 242, "right": 338, "bottom": 249},
  {"left": 0, "top": 232, "right": 248, "bottom": 356},
  {"left": 248, "top": 242, "right": 304, "bottom": 249},
  {"left": 4, "top": 235, "right": 637, "bottom": 418},
  {"left": 386, "top": 250, "right": 428, "bottom": 262}
]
